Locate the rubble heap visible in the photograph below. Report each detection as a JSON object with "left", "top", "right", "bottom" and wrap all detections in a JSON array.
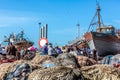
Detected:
[{"left": 0, "top": 53, "right": 119, "bottom": 80}]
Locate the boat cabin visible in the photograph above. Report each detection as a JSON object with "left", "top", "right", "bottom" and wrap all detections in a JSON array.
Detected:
[{"left": 97, "top": 25, "right": 115, "bottom": 35}]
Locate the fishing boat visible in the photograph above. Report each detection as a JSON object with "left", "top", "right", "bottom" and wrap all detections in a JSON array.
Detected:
[
  {"left": 84, "top": 2, "right": 120, "bottom": 56},
  {"left": 3, "top": 30, "right": 34, "bottom": 50}
]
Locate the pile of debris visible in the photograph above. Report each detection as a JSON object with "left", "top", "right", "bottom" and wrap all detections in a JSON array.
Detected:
[
  {"left": 0, "top": 53, "right": 119, "bottom": 80},
  {"left": 81, "top": 64, "right": 120, "bottom": 80},
  {"left": 31, "top": 54, "right": 55, "bottom": 64},
  {"left": 0, "top": 60, "right": 41, "bottom": 80},
  {"left": 76, "top": 55, "right": 97, "bottom": 67},
  {"left": 28, "top": 66, "right": 86, "bottom": 80}
]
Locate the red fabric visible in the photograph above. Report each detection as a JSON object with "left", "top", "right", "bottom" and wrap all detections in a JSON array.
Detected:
[
  {"left": 0, "top": 59, "right": 15, "bottom": 64},
  {"left": 113, "top": 64, "right": 120, "bottom": 69}
]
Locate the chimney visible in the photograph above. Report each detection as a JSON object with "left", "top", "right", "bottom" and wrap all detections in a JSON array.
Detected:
[{"left": 44, "top": 24, "right": 48, "bottom": 39}]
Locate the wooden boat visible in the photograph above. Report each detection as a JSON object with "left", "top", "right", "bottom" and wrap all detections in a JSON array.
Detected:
[{"left": 4, "top": 30, "right": 34, "bottom": 50}]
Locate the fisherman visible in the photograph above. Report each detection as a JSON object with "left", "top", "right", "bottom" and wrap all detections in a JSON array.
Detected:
[
  {"left": 55, "top": 46, "right": 62, "bottom": 54},
  {"left": 0, "top": 43, "right": 5, "bottom": 60},
  {"left": 6, "top": 43, "right": 17, "bottom": 59},
  {"left": 62, "top": 46, "right": 66, "bottom": 53},
  {"left": 81, "top": 46, "right": 88, "bottom": 57},
  {"left": 20, "top": 47, "right": 27, "bottom": 59},
  {"left": 41, "top": 43, "right": 48, "bottom": 55},
  {"left": 48, "top": 44, "right": 53, "bottom": 56},
  {"left": 16, "top": 48, "right": 21, "bottom": 60},
  {"left": 67, "top": 46, "right": 80, "bottom": 57},
  {"left": 92, "top": 49, "right": 98, "bottom": 62},
  {"left": 2, "top": 47, "right": 7, "bottom": 57},
  {"left": 0, "top": 44, "right": 2, "bottom": 53},
  {"left": 66, "top": 45, "right": 71, "bottom": 53}
]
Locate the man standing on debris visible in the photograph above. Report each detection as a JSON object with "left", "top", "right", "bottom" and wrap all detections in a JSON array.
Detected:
[
  {"left": 92, "top": 49, "right": 98, "bottom": 62},
  {"left": 7, "top": 43, "right": 17, "bottom": 56},
  {"left": 48, "top": 44, "right": 53, "bottom": 56},
  {"left": 41, "top": 43, "right": 48, "bottom": 55},
  {"left": 82, "top": 46, "right": 88, "bottom": 57},
  {"left": 0, "top": 44, "right": 2, "bottom": 53}
]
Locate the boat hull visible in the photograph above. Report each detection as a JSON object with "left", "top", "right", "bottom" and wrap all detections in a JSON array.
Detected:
[
  {"left": 84, "top": 32, "right": 120, "bottom": 56},
  {"left": 13, "top": 41, "right": 34, "bottom": 51}
]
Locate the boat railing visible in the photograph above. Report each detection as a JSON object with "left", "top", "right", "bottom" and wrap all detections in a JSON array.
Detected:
[{"left": 68, "top": 37, "right": 85, "bottom": 46}]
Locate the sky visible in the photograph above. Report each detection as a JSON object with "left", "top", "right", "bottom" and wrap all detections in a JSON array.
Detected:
[{"left": 0, "top": 0, "right": 120, "bottom": 48}]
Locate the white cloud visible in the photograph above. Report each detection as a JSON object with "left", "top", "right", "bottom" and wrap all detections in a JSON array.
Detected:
[
  {"left": 0, "top": 16, "right": 33, "bottom": 24},
  {"left": 0, "top": 9, "right": 45, "bottom": 28},
  {"left": 113, "top": 20, "right": 120, "bottom": 24},
  {"left": 0, "top": 24, "right": 9, "bottom": 27}
]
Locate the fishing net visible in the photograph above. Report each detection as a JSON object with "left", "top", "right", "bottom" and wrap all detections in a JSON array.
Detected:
[
  {"left": 28, "top": 66, "right": 86, "bottom": 80},
  {"left": 31, "top": 54, "right": 55, "bottom": 64},
  {"left": 0, "top": 52, "right": 119, "bottom": 80},
  {"left": 56, "top": 53, "right": 80, "bottom": 68},
  {"left": 0, "top": 60, "right": 42, "bottom": 80},
  {"left": 76, "top": 56, "right": 97, "bottom": 67},
  {"left": 81, "top": 64, "right": 120, "bottom": 80}
]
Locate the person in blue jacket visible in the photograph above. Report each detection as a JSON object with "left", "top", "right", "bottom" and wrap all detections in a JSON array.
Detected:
[{"left": 41, "top": 43, "right": 48, "bottom": 55}]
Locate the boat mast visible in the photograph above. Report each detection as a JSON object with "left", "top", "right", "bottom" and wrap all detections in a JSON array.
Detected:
[
  {"left": 97, "top": 2, "right": 101, "bottom": 28},
  {"left": 87, "top": 0, "right": 104, "bottom": 32}
]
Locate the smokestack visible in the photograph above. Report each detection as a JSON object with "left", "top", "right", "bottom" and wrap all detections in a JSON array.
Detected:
[
  {"left": 40, "top": 23, "right": 48, "bottom": 39},
  {"left": 43, "top": 26, "right": 45, "bottom": 38},
  {"left": 40, "top": 28, "right": 42, "bottom": 38},
  {"left": 42, "top": 27, "right": 44, "bottom": 38},
  {"left": 44, "top": 24, "right": 48, "bottom": 39}
]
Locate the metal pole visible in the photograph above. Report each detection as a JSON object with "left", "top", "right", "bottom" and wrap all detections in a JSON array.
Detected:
[
  {"left": 77, "top": 23, "right": 80, "bottom": 38},
  {"left": 43, "top": 25, "right": 45, "bottom": 38},
  {"left": 97, "top": 3, "right": 101, "bottom": 28},
  {"left": 38, "top": 22, "right": 41, "bottom": 39},
  {"left": 44, "top": 24, "right": 48, "bottom": 39}
]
